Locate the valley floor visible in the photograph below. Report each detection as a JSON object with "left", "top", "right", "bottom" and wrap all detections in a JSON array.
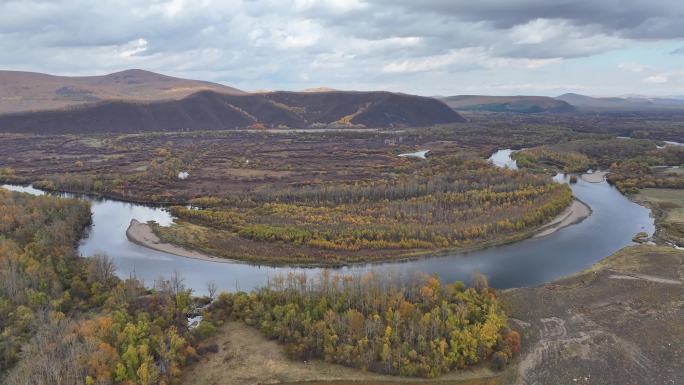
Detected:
[{"left": 503, "top": 245, "right": 683, "bottom": 385}]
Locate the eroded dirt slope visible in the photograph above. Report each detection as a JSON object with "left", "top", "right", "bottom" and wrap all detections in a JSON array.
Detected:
[{"left": 503, "top": 245, "right": 683, "bottom": 385}]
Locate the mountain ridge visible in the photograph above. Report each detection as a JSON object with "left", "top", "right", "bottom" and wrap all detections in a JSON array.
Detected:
[
  {"left": 0, "top": 69, "right": 246, "bottom": 114},
  {"left": 0, "top": 89, "right": 465, "bottom": 133},
  {"left": 440, "top": 95, "right": 576, "bottom": 113},
  {"left": 556, "top": 92, "right": 684, "bottom": 110}
]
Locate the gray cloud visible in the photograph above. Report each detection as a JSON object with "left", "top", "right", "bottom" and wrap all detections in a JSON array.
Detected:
[
  {"left": 370, "top": 0, "right": 684, "bottom": 37},
  {"left": 0, "top": 0, "right": 683, "bottom": 95}
]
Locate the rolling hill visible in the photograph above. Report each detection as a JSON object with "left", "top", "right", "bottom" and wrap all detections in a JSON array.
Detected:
[
  {"left": 440, "top": 95, "right": 576, "bottom": 113},
  {"left": 0, "top": 90, "right": 465, "bottom": 133},
  {"left": 0, "top": 69, "right": 246, "bottom": 114},
  {"left": 556, "top": 93, "right": 684, "bottom": 111}
]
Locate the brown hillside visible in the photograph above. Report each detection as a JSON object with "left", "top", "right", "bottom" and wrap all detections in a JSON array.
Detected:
[
  {"left": 0, "top": 69, "right": 245, "bottom": 114},
  {"left": 265, "top": 91, "right": 465, "bottom": 127},
  {"left": 0, "top": 90, "right": 464, "bottom": 133}
]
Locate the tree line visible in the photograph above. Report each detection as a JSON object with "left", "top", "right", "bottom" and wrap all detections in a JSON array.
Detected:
[
  {"left": 0, "top": 187, "right": 521, "bottom": 383},
  {"left": 202, "top": 271, "right": 520, "bottom": 378},
  {"left": 0, "top": 189, "right": 207, "bottom": 385},
  {"left": 158, "top": 155, "right": 572, "bottom": 262},
  {"left": 510, "top": 138, "right": 684, "bottom": 194}
]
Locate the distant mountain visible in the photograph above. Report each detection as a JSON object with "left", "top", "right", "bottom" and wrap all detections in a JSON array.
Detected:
[
  {"left": 440, "top": 95, "right": 576, "bottom": 113},
  {"left": 556, "top": 93, "right": 684, "bottom": 111},
  {"left": 0, "top": 90, "right": 465, "bottom": 133},
  {"left": 0, "top": 69, "right": 245, "bottom": 114},
  {"left": 555, "top": 93, "right": 597, "bottom": 106},
  {"left": 301, "top": 87, "right": 337, "bottom": 92}
]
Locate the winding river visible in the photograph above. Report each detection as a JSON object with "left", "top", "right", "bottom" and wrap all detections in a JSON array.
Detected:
[{"left": 2, "top": 150, "right": 654, "bottom": 295}]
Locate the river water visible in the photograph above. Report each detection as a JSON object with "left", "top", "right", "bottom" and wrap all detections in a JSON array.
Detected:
[
  {"left": 488, "top": 149, "right": 519, "bottom": 170},
  {"left": 2, "top": 150, "right": 654, "bottom": 295}
]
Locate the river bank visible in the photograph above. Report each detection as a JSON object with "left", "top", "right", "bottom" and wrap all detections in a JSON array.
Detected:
[
  {"left": 126, "top": 219, "right": 235, "bottom": 263},
  {"left": 533, "top": 199, "right": 591, "bottom": 238},
  {"left": 502, "top": 245, "right": 683, "bottom": 385},
  {"left": 128, "top": 196, "right": 592, "bottom": 264},
  {"left": 581, "top": 170, "right": 609, "bottom": 183}
]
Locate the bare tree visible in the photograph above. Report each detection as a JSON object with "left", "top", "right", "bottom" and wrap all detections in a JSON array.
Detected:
[
  {"left": 154, "top": 271, "right": 186, "bottom": 297},
  {"left": 87, "top": 254, "right": 116, "bottom": 284},
  {"left": 170, "top": 270, "right": 186, "bottom": 297},
  {"left": 472, "top": 271, "right": 489, "bottom": 293},
  {"left": 4, "top": 318, "right": 95, "bottom": 385},
  {"left": 207, "top": 280, "right": 218, "bottom": 300}
]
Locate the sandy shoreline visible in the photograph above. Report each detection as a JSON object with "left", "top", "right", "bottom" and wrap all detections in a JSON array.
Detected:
[
  {"left": 581, "top": 171, "right": 609, "bottom": 183},
  {"left": 533, "top": 199, "right": 592, "bottom": 238},
  {"left": 126, "top": 219, "right": 236, "bottom": 263}
]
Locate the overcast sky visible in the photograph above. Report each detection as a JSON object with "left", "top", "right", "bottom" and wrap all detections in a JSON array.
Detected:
[{"left": 2, "top": 0, "right": 684, "bottom": 96}]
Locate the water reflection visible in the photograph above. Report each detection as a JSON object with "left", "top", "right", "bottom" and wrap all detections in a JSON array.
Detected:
[{"left": 488, "top": 149, "right": 518, "bottom": 170}]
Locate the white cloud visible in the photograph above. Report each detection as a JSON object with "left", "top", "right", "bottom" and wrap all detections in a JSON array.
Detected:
[
  {"left": 522, "top": 57, "right": 563, "bottom": 69},
  {"left": 310, "top": 52, "right": 357, "bottom": 69},
  {"left": 278, "top": 20, "right": 322, "bottom": 48},
  {"left": 641, "top": 70, "right": 684, "bottom": 85},
  {"left": 618, "top": 62, "right": 649, "bottom": 73},
  {"left": 364, "top": 36, "right": 422, "bottom": 49},
  {"left": 381, "top": 48, "right": 484, "bottom": 73},
  {"left": 294, "top": 0, "right": 365, "bottom": 13},
  {"left": 504, "top": 18, "right": 627, "bottom": 58},
  {"left": 511, "top": 19, "right": 564, "bottom": 44},
  {"left": 643, "top": 74, "right": 669, "bottom": 84},
  {"left": 382, "top": 48, "right": 562, "bottom": 74},
  {"left": 133, "top": 0, "right": 191, "bottom": 18},
  {"left": 118, "top": 38, "right": 148, "bottom": 58}
]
